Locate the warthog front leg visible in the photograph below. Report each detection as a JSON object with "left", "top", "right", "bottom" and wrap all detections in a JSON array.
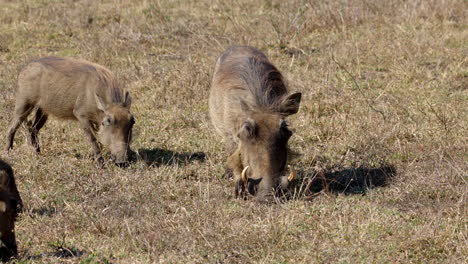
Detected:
[
  {"left": 83, "top": 125, "right": 104, "bottom": 166},
  {"left": 74, "top": 112, "right": 103, "bottom": 167},
  {"left": 227, "top": 147, "right": 245, "bottom": 198},
  {"left": 222, "top": 139, "right": 238, "bottom": 178}
]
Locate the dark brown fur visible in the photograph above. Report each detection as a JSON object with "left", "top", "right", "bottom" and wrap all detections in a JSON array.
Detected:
[
  {"left": 5, "top": 57, "right": 135, "bottom": 166},
  {"left": 209, "top": 46, "right": 301, "bottom": 202},
  {"left": 0, "top": 159, "right": 21, "bottom": 260},
  {"left": 0, "top": 160, "right": 22, "bottom": 215}
]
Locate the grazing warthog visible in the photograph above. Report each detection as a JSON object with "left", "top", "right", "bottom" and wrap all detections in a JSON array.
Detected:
[
  {"left": 209, "top": 46, "right": 302, "bottom": 202},
  {"left": 5, "top": 57, "right": 135, "bottom": 166},
  {"left": 0, "top": 160, "right": 21, "bottom": 260}
]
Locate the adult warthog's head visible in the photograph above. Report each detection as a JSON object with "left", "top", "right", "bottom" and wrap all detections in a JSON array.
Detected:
[
  {"left": 96, "top": 92, "right": 135, "bottom": 166},
  {"left": 235, "top": 92, "right": 301, "bottom": 202}
]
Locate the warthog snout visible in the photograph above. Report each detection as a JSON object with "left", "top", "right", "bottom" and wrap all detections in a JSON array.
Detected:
[
  {"left": 238, "top": 165, "right": 296, "bottom": 201},
  {"left": 111, "top": 148, "right": 135, "bottom": 167}
]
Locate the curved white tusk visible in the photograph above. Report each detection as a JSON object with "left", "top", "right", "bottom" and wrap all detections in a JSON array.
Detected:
[
  {"left": 241, "top": 166, "right": 249, "bottom": 183},
  {"left": 287, "top": 165, "right": 296, "bottom": 181}
]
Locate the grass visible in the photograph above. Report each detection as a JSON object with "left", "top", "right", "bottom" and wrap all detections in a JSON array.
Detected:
[{"left": 0, "top": 0, "right": 466, "bottom": 263}]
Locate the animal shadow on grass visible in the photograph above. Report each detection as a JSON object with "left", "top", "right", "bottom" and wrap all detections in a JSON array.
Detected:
[
  {"left": 25, "top": 241, "right": 84, "bottom": 261},
  {"left": 138, "top": 148, "right": 206, "bottom": 167},
  {"left": 30, "top": 206, "right": 59, "bottom": 217},
  {"left": 289, "top": 165, "right": 396, "bottom": 200}
]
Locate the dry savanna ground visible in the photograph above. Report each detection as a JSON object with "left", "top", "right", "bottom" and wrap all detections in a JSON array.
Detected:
[{"left": 0, "top": 0, "right": 467, "bottom": 263}]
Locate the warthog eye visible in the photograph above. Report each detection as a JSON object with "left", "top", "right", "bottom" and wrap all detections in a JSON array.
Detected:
[{"left": 102, "top": 115, "right": 115, "bottom": 126}]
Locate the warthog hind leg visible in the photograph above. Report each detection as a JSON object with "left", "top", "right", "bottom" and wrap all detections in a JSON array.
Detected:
[
  {"left": 29, "top": 108, "right": 48, "bottom": 153},
  {"left": 5, "top": 99, "right": 34, "bottom": 151}
]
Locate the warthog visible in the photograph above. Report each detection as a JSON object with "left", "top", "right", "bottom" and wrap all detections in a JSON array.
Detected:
[
  {"left": 5, "top": 57, "right": 135, "bottom": 166},
  {"left": 0, "top": 160, "right": 21, "bottom": 260},
  {"left": 209, "top": 46, "right": 302, "bottom": 202}
]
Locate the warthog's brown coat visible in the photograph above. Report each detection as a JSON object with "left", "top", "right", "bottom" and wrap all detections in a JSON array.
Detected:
[
  {"left": 0, "top": 190, "right": 18, "bottom": 260},
  {"left": 5, "top": 57, "right": 135, "bottom": 166},
  {"left": 0, "top": 160, "right": 22, "bottom": 214},
  {"left": 209, "top": 46, "right": 301, "bottom": 202},
  {"left": 0, "top": 159, "right": 21, "bottom": 259}
]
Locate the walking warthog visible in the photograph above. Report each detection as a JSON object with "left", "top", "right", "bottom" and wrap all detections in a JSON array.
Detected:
[
  {"left": 0, "top": 160, "right": 21, "bottom": 260},
  {"left": 5, "top": 57, "right": 135, "bottom": 166},
  {"left": 209, "top": 46, "right": 302, "bottom": 202}
]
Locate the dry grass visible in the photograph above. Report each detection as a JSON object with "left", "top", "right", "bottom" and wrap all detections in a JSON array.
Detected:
[{"left": 0, "top": 0, "right": 466, "bottom": 263}]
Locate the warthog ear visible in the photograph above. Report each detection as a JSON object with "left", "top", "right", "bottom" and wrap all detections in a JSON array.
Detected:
[
  {"left": 95, "top": 93, "right": 108, "bottom": 112},
  {"left": 279, "top": 92, "right": 302, "bottom": 116},
  {"left": 0, "top": 201, "right": 6, "bottom": 213},
  {"left": 123, "top": 91, "right": 132, "bottom": 109},
  {"left": 238, "top": 118, "right": 256, "bottom": 140}
]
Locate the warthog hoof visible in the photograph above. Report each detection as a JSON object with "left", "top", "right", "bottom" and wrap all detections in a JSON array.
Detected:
[
  {"left": 95, "top": 156, "right": 105, "bottom": 168},
  {"left": 115, "top": 161, "right": 130, "bottom": 168}
]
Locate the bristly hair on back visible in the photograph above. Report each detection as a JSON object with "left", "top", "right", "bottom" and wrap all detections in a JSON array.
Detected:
[
  {"left": 235, "top": 57, "right": 288, "bottom": 112},
  {"left": 94, "top": 67, "right": 123, "bottom": 104},
  {"left": 36, "top": 57, "right": 124, "bottom": 105}
]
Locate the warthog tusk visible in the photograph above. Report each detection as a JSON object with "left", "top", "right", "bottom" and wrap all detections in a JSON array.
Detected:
[
  {"left": 288, "top": 165, "right": 296, "bottom": 181},
  {"left": 241, "top": 166, "right": 249, "bottom": 183}
]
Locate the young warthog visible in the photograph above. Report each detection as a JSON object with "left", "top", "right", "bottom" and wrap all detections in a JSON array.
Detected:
[
  {"left": 5, "top": 57, "right": 135, "bottom": 166},
  {"left": 209, "top": 46, "right": 302, "bottom": 202},
  {"left": 0, "top": 160, "right": 21, "bottom": 260}
]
